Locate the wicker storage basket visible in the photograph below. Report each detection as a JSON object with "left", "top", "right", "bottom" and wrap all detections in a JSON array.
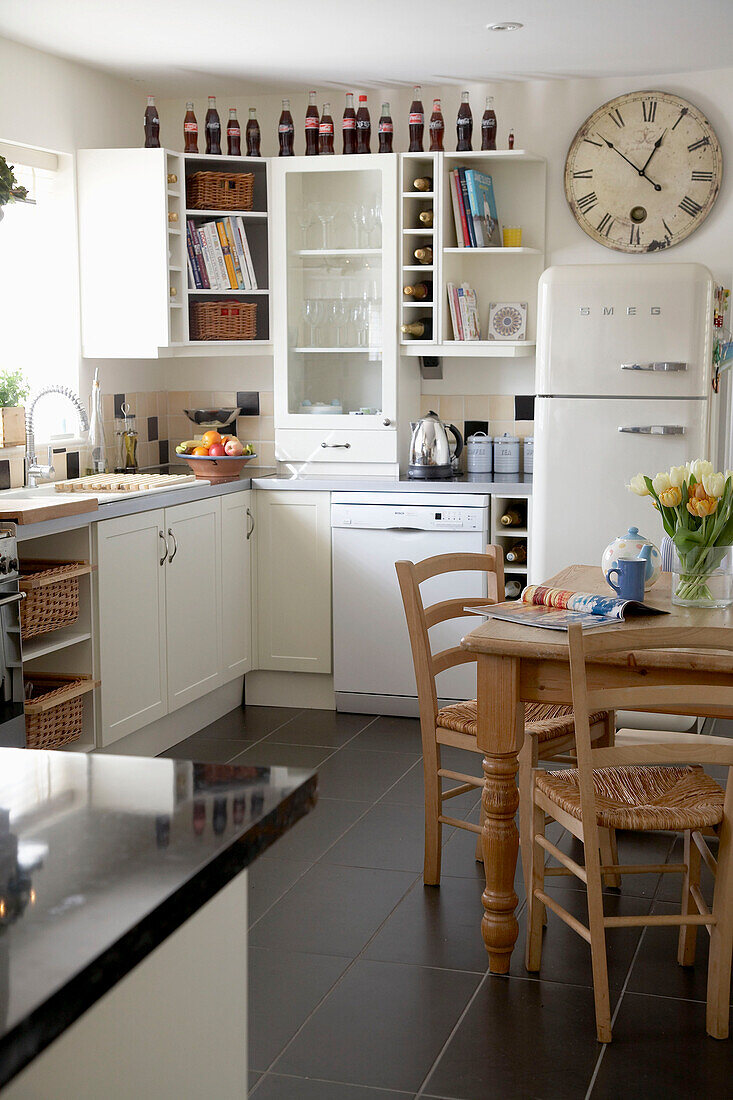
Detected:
[
  {"left": 186, "top": 171, "right": 254, "bottom": 211},
  {"left": 189, "top": 300, "right": 257, "bottom": 341},
  {"left": 24, "top": 674, "right": 98, "bottom": 750},
  {"left": 20, "top": 560, "right": 93, "bottom": 641}
]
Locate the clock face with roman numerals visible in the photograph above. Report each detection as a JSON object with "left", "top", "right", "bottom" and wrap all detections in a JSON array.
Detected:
[{"left": 564, "top": 91, "right": 722, "bottom": 253}]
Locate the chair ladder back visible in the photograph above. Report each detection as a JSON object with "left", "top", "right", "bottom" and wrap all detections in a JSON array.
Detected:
[{"left": 395, "top": 559, "right": 439, "bottom": 717}]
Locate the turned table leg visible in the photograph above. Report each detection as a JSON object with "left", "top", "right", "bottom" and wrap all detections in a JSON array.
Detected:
[{"left": 476, "top": 653, "right": 523, "bottom": 973}]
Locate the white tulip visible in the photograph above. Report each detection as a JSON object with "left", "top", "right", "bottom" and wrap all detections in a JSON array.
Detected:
[
  {"left": 703, "top": 471, "right": 726, "bottom": 498},
  {"left": 628, "top": 473, "right": 649, "bottom": 496},
  {"left": 652, "top": 471, "right": 672, "bottom": 494},
  {"left": 690, "top": 459, "right": 714, "bottom": 482},
  {"left": 669, "top": 465, "right": 687, "bottom": 488}
]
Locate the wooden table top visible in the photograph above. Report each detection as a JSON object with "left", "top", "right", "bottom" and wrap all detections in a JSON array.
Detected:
[{"left": 461, "top": 564, "right": 733, "bottom": 671}]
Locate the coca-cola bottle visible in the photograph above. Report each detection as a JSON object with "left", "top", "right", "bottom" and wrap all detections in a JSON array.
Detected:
[
  {"left": 356, "top": 95, "right": 371, "bottom": 153},
  {"left": 481, "top": 96, "right": 497, "bottom": 150},
  {"left": 246, "top": 108, "right": 261, "bottom": 156},
  {"left": 378, "top": 102, "right": 393, "bottom": 153},
  {"left": 278, "top": 98, "right": 295, "bottom": 156},
  {"left": 408, "top": 85, "right": 424, "bottom": 152},
  {"left": 227, "top": 108, "right": 241, "bottom": 155},
  {"left": 305, "top": 90, "right": 320, "bottom": 155},
  {"left": 144, "top": 96, "right": 160, "bottom": 148},
  {"left": 183, "top": 101, "right": 198, "bottom": 152},
  {"left": 205, "top": 96, "right": 221, "bottom": 154},
  {"left": 429, "top": 98, "right": 444, "bottom": 152},
  {"left": 342, "top": 92, "right": 357, "bottom": 154},
  {"left": 508, "top": 128, "right": 515, "bottom": 150},
  {"left": 456, "top": 91, "right": 472, "bottom": 151},
  {"left": 319, "top": 103, "right": 334, "bottom": 154}
]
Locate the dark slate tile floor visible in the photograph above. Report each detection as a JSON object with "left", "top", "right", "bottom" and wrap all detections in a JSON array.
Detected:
[{"left": 164, "top": 706, "right": 732, "bottom": 1099}]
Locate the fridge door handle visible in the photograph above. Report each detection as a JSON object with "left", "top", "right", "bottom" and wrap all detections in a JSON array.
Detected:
[
  {"left": 620, "top": 361, "right": 687, "bottom": 372},
  {"left": 617, "top": 425, "right": 685, "bottom": 435}
]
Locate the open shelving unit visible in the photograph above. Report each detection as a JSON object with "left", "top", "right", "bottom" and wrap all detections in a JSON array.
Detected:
[
  {"left": 399, "top": 152, "right": 438, "bottom": 351},
  {"left": 491, "top": 493, "right": 533, "bottom": 600}
]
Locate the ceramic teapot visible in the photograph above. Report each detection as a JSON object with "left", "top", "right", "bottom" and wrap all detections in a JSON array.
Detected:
[{"left": 602, "top": 526, "right": 661, "bottom": 591}]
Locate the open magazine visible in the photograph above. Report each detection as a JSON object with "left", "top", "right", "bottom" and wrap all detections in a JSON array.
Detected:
[{"left": 466, "top": 584, "right": 668, "bottom": 632}]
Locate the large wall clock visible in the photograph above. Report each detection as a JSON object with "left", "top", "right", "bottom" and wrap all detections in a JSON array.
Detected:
[{"left": 564, "top": 90, "right": 722, "bottom": 254}]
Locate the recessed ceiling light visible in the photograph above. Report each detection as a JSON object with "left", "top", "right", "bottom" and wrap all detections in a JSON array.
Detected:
[{"left": 486, "top": 21, "right": 523, "bottom": 31}]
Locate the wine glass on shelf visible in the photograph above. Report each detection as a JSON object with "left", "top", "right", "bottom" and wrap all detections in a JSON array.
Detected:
[
  {"left": 371, "top": 199, "right": 382, "bottom": 247},
  {"left": 349, "top": 298, "right": 366, "bottom": 347},
  {"left": 313, "top": 202, "right": 337, "bottom": 249},
  {"left": 333, "top": 297, "right": 349, "bottom": 348},
  {"left": 301, "top": 298, "right": 318, "bottom": 347},
  {"left": 351, "top": 203, "right": 365, "bottom": 248},
  {"left": 297, "top": 205, "right": 314, "bottom": 249}
]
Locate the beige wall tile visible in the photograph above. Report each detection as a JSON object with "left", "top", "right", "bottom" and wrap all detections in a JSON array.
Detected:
[
  {"left": 257, "top": 441, "right": 275, "bottom": 466},
  {"left": 420, "top": 395, "right": 438, "bottom": 417},
  {"left": 102, "top": 394, "right": 114, "bottom": 422},
  {"left": 258, "top": 416, "right": 274, "bottom": 441},
  {"left": 464, "top": 395, "right": 490, "bottom": 421},
  {"left": 259, "top": 391, "right": 274, "bottom": 417},
  {"left": 168, "top": 415, "right": 191, "bottom": 445},
  {"left": 244, "top": 417, "right": 261, "bottom": 440},
  {"left": 187, "top": 391, "right": 210, "bottom": 409},
  {"left": 515, "top": 420, "right": 535, "bottom": 438},
  {"left": 490, "top": 420, "right": 516, "bottom": 439},
  {"left": 167, "top": 392, "right": 189, "bottom": 416},
  {"left": 489, "top": 395, "right": 515, "bottom": 421},
  {"left": 212, "top": 391, "right": 236, "bottom": 406},
  {"left": 439, "top": 395, "right": 464, "bottom": 423}
]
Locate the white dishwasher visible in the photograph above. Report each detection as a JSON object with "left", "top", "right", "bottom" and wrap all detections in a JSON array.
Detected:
[{"left": 332, "top": 492, "right": 490, "bottom": 716}]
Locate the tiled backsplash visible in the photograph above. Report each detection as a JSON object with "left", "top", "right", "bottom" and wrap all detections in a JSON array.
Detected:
[
  {"left": 165, "top": 390, "right": 275, "bottom": 468},
  {"left": 419, "top": 394, "right": 534, "bottom": 471}
]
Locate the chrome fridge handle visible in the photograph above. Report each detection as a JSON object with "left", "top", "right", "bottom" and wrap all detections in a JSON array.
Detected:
[
  {"left": 620, "top": 362, "right": 687, "bottom": 372},
  {"left": 618, "top": 425, "right": 685, "bottom": 435}
]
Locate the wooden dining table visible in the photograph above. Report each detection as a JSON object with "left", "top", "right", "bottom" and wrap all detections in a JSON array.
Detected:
[{"left": 460, "top": 562, "right": 733, "bottom": 974}]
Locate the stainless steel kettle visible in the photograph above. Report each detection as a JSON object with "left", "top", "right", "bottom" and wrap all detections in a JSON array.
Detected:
[{"left": 408, "top": 410, "right": 463, "bottom": 479}]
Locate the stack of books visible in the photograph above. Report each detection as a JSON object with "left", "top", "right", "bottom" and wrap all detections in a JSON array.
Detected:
[
  {"left": 449, "top": 168, "right": 501, "bottom": 248},
  {"left": 186, "top": 217, "right": 258, "bottom": 291},
  {"left": 447, "top": 282, "right": 481, "bottom": 341}
]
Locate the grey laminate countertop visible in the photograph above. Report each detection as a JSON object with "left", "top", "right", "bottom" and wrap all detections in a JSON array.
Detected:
[{"left": 251, "top": 473, "right": 533, "bottom": 495}]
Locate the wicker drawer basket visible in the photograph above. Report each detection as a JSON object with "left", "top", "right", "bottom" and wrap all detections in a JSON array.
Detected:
[
  {"left": 24, "top": 674, "right": 98, "bottom": 750},
  {"left": 189, "top": 300, "right": 257, "bottom": 341},
  {"left": 20, "top": 560, "right": 94, "bottom": 641},
  {"left": 186, "top": 171, "right": 254, "bottom": 211}
]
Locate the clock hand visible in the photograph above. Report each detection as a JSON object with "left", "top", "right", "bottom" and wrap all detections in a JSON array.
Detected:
[
  {"left": 640, "top": 128, "right": 667, "bottom": 174},
  {"left": 598, "top": 134, "right": 662, "bottom": 191}
]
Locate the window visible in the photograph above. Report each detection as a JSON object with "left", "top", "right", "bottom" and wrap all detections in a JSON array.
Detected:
[{"left": 0, "top": 143, "right": 81, "bottom": 443}]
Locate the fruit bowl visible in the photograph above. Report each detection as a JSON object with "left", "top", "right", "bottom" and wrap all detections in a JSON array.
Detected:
[{"left": 182, "top": 453, "right": 257, "bottom": 483}]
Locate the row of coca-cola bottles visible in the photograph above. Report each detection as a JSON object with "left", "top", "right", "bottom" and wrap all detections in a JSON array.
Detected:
[{"left": 143, "top": 88, "right": 511, "bottom": 156}]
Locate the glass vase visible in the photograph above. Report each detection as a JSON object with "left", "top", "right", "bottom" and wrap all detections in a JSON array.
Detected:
[{"left": 671, "top": 545, "right": 733, "bottom": 608}]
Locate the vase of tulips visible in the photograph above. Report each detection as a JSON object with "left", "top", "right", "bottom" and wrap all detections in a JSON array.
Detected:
[{"left": 628, "top": 460, "right": 733, "bottom": 608}]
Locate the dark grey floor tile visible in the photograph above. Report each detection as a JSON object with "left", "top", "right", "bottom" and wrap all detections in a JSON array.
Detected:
[
  {"left": 254, "top": 1074, "right": 412, "bottom": 1099},
  {"left": 425, "top": 975, "right": 601, "bottom": 1099},
  {"left": 656, "top": 833, "right": 717, "bottom": 903},
  {"left": 557, "top": 826, "right": 676, "bottom": 899},
  {"left": 199, "top": 705, "right": 303, "bottom": 741},
  {"left": 315, "top": 748, "right": 419, "bottom": 802},
  {"left": 275, "top": 959, "right": 480, "bottom": 1093},
  {"left": 249, "top": 863, "right": 417, "bottom": 957},
  {"left": 321, "top": 800, "right": 453, "bottom": 873},
  {"left": 381, "top": 746, "right": 483, "bottom": 815},
  {"left": 248, "top": 856, "right": 312, "bottom": 926},
  {"left": 248, "top": 948, "right": 350, "bottom": 1070},
  {"left": 263, "top": 797, "right": 370, "bottom": 863},
  {"left": 365, "top": 873, "right": 489, "bottom": 973},
  {"left": 159, "top": 737, "right": 240, "bottom": 763},
  {"left": 510, "top": 884, "right": 652, "bottom": 994},
  {"left": 264, "top": 709, "right": 374, "bottom": 748},
  {"left": 348, "top": 714, "right": 422, "bottom": 754},
  {"left": 592, "top": 992, "right": 732, "bottom": 1097},
  {"left": 229, "top": 742, "right": 333, "bottom": 769},
  {"left": 249, "top": 1071, "right": 262, "bottom": 1094}
]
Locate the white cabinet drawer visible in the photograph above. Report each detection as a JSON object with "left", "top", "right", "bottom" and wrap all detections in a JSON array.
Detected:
[{"left": 275, "top": 428, "right": 397, "bottom": 464}]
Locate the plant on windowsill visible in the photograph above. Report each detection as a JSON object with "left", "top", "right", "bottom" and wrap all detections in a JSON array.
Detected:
[
  {"left": 0, "top": 369, "right": 30, "bottom": 449},
  {"left": 0, "top": 155, "right": 30, "bottom": 222}
]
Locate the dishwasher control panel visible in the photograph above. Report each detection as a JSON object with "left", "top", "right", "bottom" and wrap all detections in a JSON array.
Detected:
[{"left": 331, "top": 502, "right": 488, "bottom": 532}]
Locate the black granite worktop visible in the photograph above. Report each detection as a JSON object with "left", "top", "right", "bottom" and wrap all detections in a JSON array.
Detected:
[{"left": 0, "top": 749, "right": 317, "bottom": 1089}]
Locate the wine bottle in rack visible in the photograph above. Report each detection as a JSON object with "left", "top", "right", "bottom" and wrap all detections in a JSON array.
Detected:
[
  {"left": 429, "top": 98, "right": 445, "bottom": 152},
  {"left": 401, "top": 318, "right": 433, "bottom": 339},
  {"left": 413, "top": 246, "right": 433, "bottom": 265},
  {"left": 505, "top": 543, "right": 527, "bottom": 563},
  {"left": 481, "top": 96, "right": 497, "bottom": 150},
  {"left": 319, "top": 103, "right": 335, "bottom": 154},
  {"left": 356, "top": 95, "right": 371, "bottom": 153},
  {"left": 227, "top": 107, "right": 241, "bottom": 155},
  {"left": 343, "top": 93, "right": 357, "bottom": 154},
  {"left": 505, "top": 580, "right": 522, "bottom": 599},
  {"left": 408, "top": 85, "right": 424, "bottom": 152},
  {"left": 305, "top": 91, "right": 320, "bottom": 155},
  {"left": 278, "top": 98, "right": 295, "bottom": 156},
  {"left": 413, "top": 176, "right": 433, "bottom": 192},
  {"left": 183, "top": 101, "right": 198, "bottom": 152},
  {"left": 418, "top": 209, "right": 434, "bottom": 227},
  {"left": 456, "top": 90, "right": 473, "bottom": 151},
  {"left": 246, "top": 108, "right": 261, "bottom": 156},
  {"left": 403, "top": 280, "right": 432, "bottom": 300},
  {"left": 205, "top": 96, "right": 221, "bottom": 154},
  {"left": 378, "top": 103, "right": 394, "bottom": 153},
  {"left": 500, "top": 508, "right": 524, "bottom": 527}
]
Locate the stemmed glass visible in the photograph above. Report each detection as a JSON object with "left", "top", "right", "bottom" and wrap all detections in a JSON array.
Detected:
[
  {"left": 313, "top": 202, "right": 337, "bottom": 249},
  {"left": 297, "top": 205, "right": 314, "bottom": 249},
  {"left": 351, "top": 203, "right": 365, "bottom": 248},
  {"left": 301, "top": 298, "right": 319, "bottom": 346}
]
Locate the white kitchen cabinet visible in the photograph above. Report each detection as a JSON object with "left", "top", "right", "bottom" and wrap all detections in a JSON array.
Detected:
[
  {"left": 96, "top": 509, "right": 168, "bottom": 744},
  {"left": 255, "top": 490, "right": 332, "bottom": 673},
  {"left": 96, "top": 497, "right": 225, "bottom": 745},
  {"left": 220, "top": 490, "right": 254, "bottom": 681},
  {"left": 165, "top": 497, "right": 222, "bottom": 712}
]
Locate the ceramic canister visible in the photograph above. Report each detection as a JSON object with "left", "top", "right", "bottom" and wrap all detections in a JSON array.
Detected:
[
  {"left": 467, "top": 432, "right": 493, "bottom": 473},
  {"left": 523, "top": 436, "right": 534, "bottom": 473},
  {"left": 493, "top": 433, "right": 520, "bottom": 474}
]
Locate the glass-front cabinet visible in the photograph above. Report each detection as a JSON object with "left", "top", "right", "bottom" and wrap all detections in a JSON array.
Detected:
[{"left": 272, "top": 156, "right": 399, "bottom": 468}]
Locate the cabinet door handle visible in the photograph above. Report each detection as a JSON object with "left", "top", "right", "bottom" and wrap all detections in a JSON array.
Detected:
[
  {"left": 246, "top": 508, "right": 255, "bottom": 540},
  {"left": 159, "top": 530, "right": 168, "bottom": 566},
  {"left": 621, "top": 361, "right": 687, "bottom": 372},
  {"left": 167, "top": 528, "right": 178, "bottom": 562},
  {"left": 321, "top": 442, "right": 351, "bottom": 449},
  {"left": 617, "top": 425, "right": 685, "bottom": 435}
]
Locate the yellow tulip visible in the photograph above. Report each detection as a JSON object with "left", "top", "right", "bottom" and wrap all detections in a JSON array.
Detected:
[
  {"left": 687, "top": 495, "right": 718, "bottom": 518},
  {"left": 652, "top": 471, "right": 672, "bottom": 494},
  {"left": 669, "top": 465, "right": 687, "bottom": 489},
  {"left": 627, "top": 473, "right": 649, "bottom": 496},
  {"left": 702, "top": 471, "right": 726, "bottom": 498},
  {"left": 658, "top": 486, "right": 682, "bottom": 508}
]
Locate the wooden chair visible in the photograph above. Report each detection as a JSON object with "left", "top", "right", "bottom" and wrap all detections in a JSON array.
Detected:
[
  {"left": 395, "top": 546, "right": 615, "bottom": 889},
  {"left": 526, "top": 623, "right": 733, "bottom": 1042}
]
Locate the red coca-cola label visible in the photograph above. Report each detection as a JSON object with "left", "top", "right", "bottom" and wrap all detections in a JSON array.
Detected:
[
  {"left": 409, "top": 112, "right": 424, "bottom": 124},
  {"left": 227, "top": 126, "right": 240, "bottom": 136},
  {"left": 184, "top": 122, "right": 198, "bottom": 132},
  {"left": 379, "top": 122, "right": 393, "bottom": 132},
  {"left": 319, "top": 122, "right": 334, "bottom": 134},
  {"left": 305, "top": 118, "right": 319, "bottom": 129},
  {"left": 278, "top": 123, "right": 294, "bottom": 133},
  {"left": 343, "top": 118, "right": 356, "bottom": 129}
]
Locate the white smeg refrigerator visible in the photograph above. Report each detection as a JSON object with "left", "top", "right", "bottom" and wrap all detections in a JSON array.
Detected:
[{"left": 531, "top": 263, "right": 716, "bottom": 583}]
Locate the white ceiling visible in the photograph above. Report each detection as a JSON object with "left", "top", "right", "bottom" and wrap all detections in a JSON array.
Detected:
[{"left": 1, "top": 0, "right": 731, "bottom": 94}]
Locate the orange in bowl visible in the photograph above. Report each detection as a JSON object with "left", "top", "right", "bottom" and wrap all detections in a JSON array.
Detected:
[
  {"left": 202, "top": 430, "right": 222, "bottom": 448},
  {"left": 192, "top": 446, "right": 209, "bottom": 456}
]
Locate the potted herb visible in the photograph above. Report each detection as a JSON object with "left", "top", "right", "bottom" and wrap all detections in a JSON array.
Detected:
[
  {"left": 0, "top": 369, "right": 30, "bottom": 447},
  {"left": 0, "top": 155, "right": 29, "bottom": 222}
]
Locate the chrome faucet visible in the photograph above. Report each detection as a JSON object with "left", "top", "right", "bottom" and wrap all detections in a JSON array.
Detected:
[{"left": 25, "top": 386, "right": 90, "bottom": 487}]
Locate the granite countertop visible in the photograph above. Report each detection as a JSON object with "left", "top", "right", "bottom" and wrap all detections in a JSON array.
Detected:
[{"left": 0, "top": 748, "right": 317, "bottom": 1089}]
